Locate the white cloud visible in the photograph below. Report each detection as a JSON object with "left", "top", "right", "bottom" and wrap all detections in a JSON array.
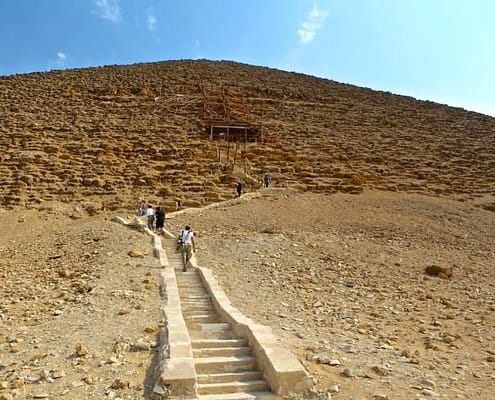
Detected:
[
  {"left": 56, "top": 52, "right": 67, "bottom": 67},
  {"left": 147, "top": 10, "right": 157, "bottom": 31},
  {"left": 93, "top": 0, "right": 122, "bottom": 23},
  {"left": 297, "top": 3, "right": 328, "bottom": 44}
]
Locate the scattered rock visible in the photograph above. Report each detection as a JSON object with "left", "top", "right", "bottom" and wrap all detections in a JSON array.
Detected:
[
  {"left": 425, "top": 265, "right": 453, "bottom": 279},
  {"left": 144, "top": 325, "right": 161, "bottom": 334},
  {"left": 328, "top": 384, "right": 340, "bottom": 393},
  {"left": 10, "top": 379, "right": 25, "bottom": 389},
  {"left": 342, "top": 368, "right": 355, "bottom": 378},
  {"left": 422, "top": 388, "right": 439, "bottom": 397},
  {"left": 75, "top": 343, "right": 88, "bottom": 357},
  {"left": 111, "top": 378, "right": 129, "bottom": 389},
  {"left": 128, "top": 249, "right": 144, "bottom": 258},
  {"left": 51, "top": 370, "right": 66, "bottom": 379},
  {"left": 130, "top": 341, "right": 150, "bottom": 352},
  {"left": 371, "top": 365, "right": 391, "bottom": 376}
]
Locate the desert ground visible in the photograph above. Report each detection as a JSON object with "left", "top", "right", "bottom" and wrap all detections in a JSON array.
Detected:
[
  {"left": 1, "top": 187, "right": 494, "bottom": 400},
  {"left": 1, "top": 59, "right": 494, "bottom": 400}
]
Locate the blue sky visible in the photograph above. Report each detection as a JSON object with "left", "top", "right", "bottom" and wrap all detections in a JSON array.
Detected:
[{"left": 1, "top": 0, "right": 494, "bottom": 116}]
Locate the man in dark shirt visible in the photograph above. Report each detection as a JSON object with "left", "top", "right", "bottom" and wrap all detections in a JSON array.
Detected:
[{"left": 155, "top": 206, "right": 165, "bottom": 235}]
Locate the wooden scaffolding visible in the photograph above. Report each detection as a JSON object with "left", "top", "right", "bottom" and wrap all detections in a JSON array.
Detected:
[{"left": 201, "top": 84, "right": 263, "bottom": 143}]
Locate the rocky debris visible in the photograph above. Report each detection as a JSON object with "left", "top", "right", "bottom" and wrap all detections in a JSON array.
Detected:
[
  {"left": 75, "top": 343, "right": 88, "bottom": 357},
  {"left": 1, "top": 187, "right": 495, "bottom": 399},
  {"left": 0, "top": 215, "right": 162, "bottom": 400},
  {"left": 167, "top": 189, "right": 495, "bottom": 399},
  {"left": 128, "top": 249, "right": 145, "bottom": 258},
  {"left": 424, "top": 265, "right": 453, "bottom": 279},
  {"left": 110, "top": 378, "right": 129, "bottom": 389}
]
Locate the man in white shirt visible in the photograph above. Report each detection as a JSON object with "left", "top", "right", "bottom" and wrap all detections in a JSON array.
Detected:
[
  {"left": 179, "top": 225, "right": 196, "bottom": 271},
  {"left": 146, "top": 205, "right": 155, "bottom": 230}
]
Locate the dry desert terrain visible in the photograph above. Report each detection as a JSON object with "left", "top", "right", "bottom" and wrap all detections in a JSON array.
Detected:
[
  {"left": 1, "top": 60, "right": 495, "bottom": 399},
  {"left": 1, "top": 189, "right": 495, "bottom": 400}
]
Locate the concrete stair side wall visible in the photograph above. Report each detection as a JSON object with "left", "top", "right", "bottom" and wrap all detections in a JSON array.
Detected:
[
  {"left": 192, "top": 264, "right": 312, "bottom": 395},
  {"left": 114, "top": 216, "right": 197, "bottom": 398},
  {"left": 154, "top": 232, "right": 198, "bottom": 398},
  {"left": 115, "top": 214, "right": 311, "bottom": 397}
]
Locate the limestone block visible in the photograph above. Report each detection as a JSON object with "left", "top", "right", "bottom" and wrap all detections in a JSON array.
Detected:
[{"left": 159, "top": 358, "right": 196, "bottom": 398}]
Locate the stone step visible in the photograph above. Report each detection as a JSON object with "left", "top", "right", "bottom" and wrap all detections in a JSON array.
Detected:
[
  {"left": 184, "top": 314, "right": 219, "bottom": 324},
  {"left": 178, "top": 282, "right": 207, "bottom": 289},
  {"left": 176, "top": 281, "right": 207, "bottom": 287},
  {"left": 179, "top": 286, "right": 209, "bottom": 292},
  {"left": 182, "top": 306, "right": 215, "bottom": 314},
  {"left": 197, "top": 371, "right": 262, "bottom": 384},
  {"left": 192, "top": 338, "right": 248, "bottom": 349},
  {"left": 194, "top": 346, "right": 252, "bottom": 358},
  {"left": 198, "top": 391, "right": 276, "bottom": 400},
  {"left": 180, "top": 295, "right": 211, "bottom": 301},
  {"left": 176, "top": 281, "right": 205, "bottom": 286},
  {"left": 177, "top": 282, "right": 205, "bottom": 287},
  {"left": 189, "top": 329, "right": 235, "bottom": 340},
  {"left": 180, "top": 290, "right": 208, "bottom": 295},
  {"left": 198, "top": 380, "right": 270, "bottom": 395},
  {"left": 195, "top": 356, "right": 257, "bottom": 374},
  {"left": 177, "top": 281, "right": 204, "bottom": 286},
  {"left": 181, "top": 301, "right": 213, "bottom": 308},
  {"left": 175, "top": 274, "right": 202, "bottom": 280},
  {"left": 181, "top": 299, "right": 211, "bottom": 304},
  {"left": 187, "top": 321, "right": 223, "bottom": 331},
  {"left": 182, "top": 299, "right": 211, "bottom": 304},
  {"left": 182, "top": 309, "right": 216, "bottom": 318},
  {"left": 180, "top": 300, "right": 213, "bottom": 307},
  {"left": 193, "top": 322, "right": 230, "bottom": 331},
  {"left": 181, "top": 294, "right": 210, "bottom": 299},
  {"left": 180, "top": 291, "right": 211, "bottom": 301},
  {"left": 175, "top": 271, "right": 201, "bottom": 279},
  {"left": 183, "top": 313, "right": 216, "bottom": 320},
  {"left": 177, "top": 275, "right": 204, "bottom": 280},
  {"left": 181, "top": 288, "right": 208, "bottom": 294}
]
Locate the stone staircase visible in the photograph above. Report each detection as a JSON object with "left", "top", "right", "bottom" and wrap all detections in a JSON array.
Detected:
[
  {"left": 176, "top": 269, "right": 275, "bottom": 400},
  {"left": 113, "top": 218, "right": 311, "bottom": 399}
]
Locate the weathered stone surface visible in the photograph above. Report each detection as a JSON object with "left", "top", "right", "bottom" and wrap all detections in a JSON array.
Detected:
[{"left": 0, "top": 60, "right": 494, "bottom": 212}]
